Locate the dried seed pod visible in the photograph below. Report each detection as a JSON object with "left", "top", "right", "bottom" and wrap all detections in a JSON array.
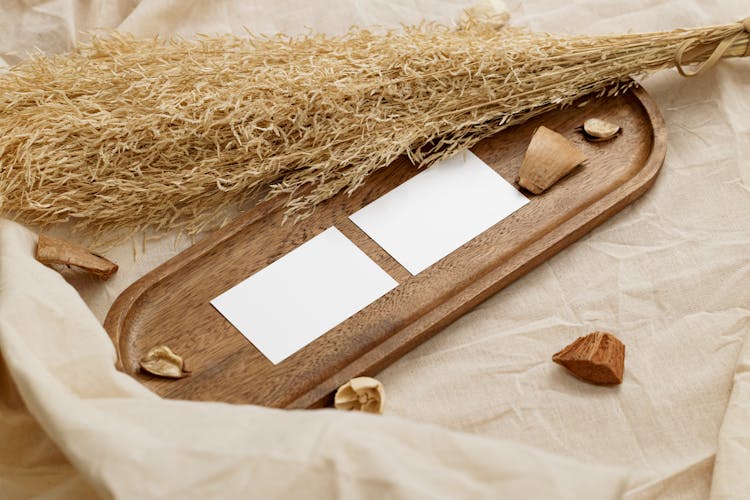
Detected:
[
  {"left": 334, "top": 377, "right": 385, "bottom": 414},
  {"left": 552, "top": 331, "right": 625, "bottom": 385},
  {"left": 36, "top": 234, "right": 118, "bottom": 280},
  {"left": 581, "top": 118, "right": 621, "bottom": 142},
  {"left": 517, "top": 126, "right": 587, "bottom": 194},
  {"left": 139, "top": 345, "right": 190, "bottom": 379}
]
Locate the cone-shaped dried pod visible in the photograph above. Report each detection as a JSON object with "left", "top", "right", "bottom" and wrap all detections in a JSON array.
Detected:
[
  {"left": 517, "top": 126, "right": 587, "bottom": 194},
  {"left": 552, "top": 331, "right": 625, "bottom": 385},
  {"left": 334, "top": 377, "right": 385, "bottom": 414}
]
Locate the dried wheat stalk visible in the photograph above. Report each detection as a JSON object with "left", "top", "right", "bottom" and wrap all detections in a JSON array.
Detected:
[{"left": 0, "top": 12, "right": 747, "bottom": 238}]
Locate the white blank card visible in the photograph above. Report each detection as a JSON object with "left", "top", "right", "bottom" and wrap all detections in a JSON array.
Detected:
[
  {"left": 349, "top": 151, "right": 529, "bottom": 275},
  {"left": 211, "top": 227, "right": 397, "bottom": 364}
]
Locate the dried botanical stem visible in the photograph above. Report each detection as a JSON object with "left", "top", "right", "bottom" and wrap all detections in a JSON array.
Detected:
[{"left": 0, "top": 13, "right": 747, "bottom": 238}]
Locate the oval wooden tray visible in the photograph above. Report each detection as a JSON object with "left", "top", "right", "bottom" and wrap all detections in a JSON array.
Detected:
[{"left": 105, "top": 86, "right": 666, "bottom": 408}]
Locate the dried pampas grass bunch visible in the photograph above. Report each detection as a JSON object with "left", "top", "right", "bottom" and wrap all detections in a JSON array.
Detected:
[{"left": 0, "top": 8, "right": 747, "bottom": 237}]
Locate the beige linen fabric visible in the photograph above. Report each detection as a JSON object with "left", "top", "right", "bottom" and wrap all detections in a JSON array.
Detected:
[
  {"left": 0, "top": 220, "right": 630, "bottom": 499},
  {"left": 712, "top": 334, "right": 750, "bottom": 499},
  {"left": 0, "top": 1, "right": 749, "bottom": 499}
]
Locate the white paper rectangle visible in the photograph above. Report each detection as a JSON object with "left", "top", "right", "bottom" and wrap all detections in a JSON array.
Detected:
[
  {"left": 349, "top": 151, "right": 529, "bottom": 275},
  {"left": 211, "top": 227, "right": 398, "bottom": 364}
]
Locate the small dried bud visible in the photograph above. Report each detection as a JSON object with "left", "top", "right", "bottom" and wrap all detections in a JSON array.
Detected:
[{"left": 334, "top": 377, "right": 385, "bottom": 414}]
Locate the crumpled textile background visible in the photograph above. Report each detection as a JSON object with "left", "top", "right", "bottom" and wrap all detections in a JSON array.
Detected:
[
  {"left": 0, "top": 1, "right": 748, "bottom": 499},
  {"left": 0, "top": 221, "right": 630, "bottom": 499}
]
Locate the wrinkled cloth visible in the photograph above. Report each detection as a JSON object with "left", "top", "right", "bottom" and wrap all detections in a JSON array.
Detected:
[
  {"left": 0, "top": 220, "right": 629, "bottom": 499},
  {"left": 0, "top": 1, "right": 749, "bottom": 499}
]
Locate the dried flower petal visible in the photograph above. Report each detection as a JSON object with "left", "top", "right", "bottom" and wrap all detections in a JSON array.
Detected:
[
  {"left": 517, "top": 126, "right": 587, "bottom": 194},
  {"left": 36, "top": 234, "right": 118, "bottom": 280},
  {"left": 139, "top": 345, "right": 189, "bottom": 379},
  {"left": 582, "top": 118, "right": 621, "bottom": 141},
  {"left": 334, "top": 377, "right": 385, "bottom": 414}
]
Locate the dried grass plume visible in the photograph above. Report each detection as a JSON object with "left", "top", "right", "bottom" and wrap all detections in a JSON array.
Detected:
[{"left": 0, "top": 7, "right": 747, "bottom": 238}]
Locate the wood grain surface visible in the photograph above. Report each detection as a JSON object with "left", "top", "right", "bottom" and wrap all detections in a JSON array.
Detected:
[{"left": 105, "top": 86, "right": 667, "bottom": 408}]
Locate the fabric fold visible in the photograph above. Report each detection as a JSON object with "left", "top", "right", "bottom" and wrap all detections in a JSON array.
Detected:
[{"left": 0, "top": 220, "right": 628, "bottom": 499}]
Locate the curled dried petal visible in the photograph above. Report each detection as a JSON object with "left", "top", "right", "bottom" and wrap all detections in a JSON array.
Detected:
[
  {"left": 139, "top": 345, "right": 189, "bottom": 379},
  {"left": 582, "top": 118, "right": 621, "bottom": 141},
  {"left": 517, "top": 126, "right": 586, "bottom": 194},
  {"left": 36, "top": 234, "right": 118, "bottom": 279}
]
